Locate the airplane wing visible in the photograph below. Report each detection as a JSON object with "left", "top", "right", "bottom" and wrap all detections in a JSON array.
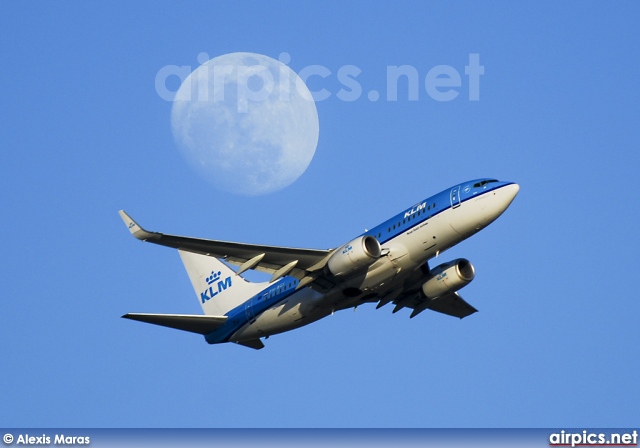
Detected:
[
  {"left": 235, "top": 339, "right": 265, "bottom": 350},
  {"left": 119, "top": 211, "right": 333, "bottom": 286},
  {"left": 422, "top": 292, "right": 477, "bottom": 318},
  {"left": 390, "top": 290, "right": 477, "bottom": 319}
]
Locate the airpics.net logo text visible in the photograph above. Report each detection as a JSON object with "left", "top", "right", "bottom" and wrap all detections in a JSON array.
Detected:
[
  {"left": 155, "top": 52, "right": 484, "bottom": 105},
  {"left": 549, "top": 430, "right": 638, "bottom": 447}
]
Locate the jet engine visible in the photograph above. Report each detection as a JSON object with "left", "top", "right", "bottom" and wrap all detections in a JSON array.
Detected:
[
  {"left": 327, "top": 235, "right": 381, "bottom": 276},
  {"left": 422, "top": 258, "right": 475, "bottom": 299}
]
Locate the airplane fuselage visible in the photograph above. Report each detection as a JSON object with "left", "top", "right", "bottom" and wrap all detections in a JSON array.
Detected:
[{"left": 210, "top": 179, "right": 519, "bottom": 344}]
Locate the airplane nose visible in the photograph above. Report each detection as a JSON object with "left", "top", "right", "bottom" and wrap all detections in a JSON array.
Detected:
[
  {"left": 482, "top": 183, "right": 519, "bottom": 224},
  {"left": 499, "top": 183, "right": 519, "bottom": 210},
  {"left": 507, "top": 183, "right": 520, "bottom": 202},
  {"left": 451, "top": 181, "right": 519, "bottom": 232}
]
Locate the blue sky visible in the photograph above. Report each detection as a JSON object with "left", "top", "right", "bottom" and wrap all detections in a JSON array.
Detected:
[{"left": 1, "top": 2, "right": 638, "bottom": 428}]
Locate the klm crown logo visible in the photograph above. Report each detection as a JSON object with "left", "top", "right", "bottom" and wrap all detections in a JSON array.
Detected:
[
  {"left": 206, "top": 271, "right": 222, "bottom": 285},
  {"left": 201, "top": 270, "right": 233, "bottom": 303}
]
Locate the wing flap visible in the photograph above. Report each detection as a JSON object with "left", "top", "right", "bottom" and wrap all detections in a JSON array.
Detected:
[{"left": 122, "top": 313, "right": 227, "bottom": 335}]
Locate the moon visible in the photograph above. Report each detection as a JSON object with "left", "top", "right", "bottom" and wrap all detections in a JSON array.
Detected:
[{"left": 170, "top": 52, "right": 319, "bottom": 196}]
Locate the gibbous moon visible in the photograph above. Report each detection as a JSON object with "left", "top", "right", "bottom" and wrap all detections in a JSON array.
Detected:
[{"left": 170, "top": 52, "right": 319, "bottom": 196}]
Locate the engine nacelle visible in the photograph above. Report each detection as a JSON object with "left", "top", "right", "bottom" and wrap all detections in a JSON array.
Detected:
[
  {"left": 422, "top": 258, "right": 475, "bottom": 299},
  {"left": 327, "top": 235, "right": 381, "bottom": 276}
]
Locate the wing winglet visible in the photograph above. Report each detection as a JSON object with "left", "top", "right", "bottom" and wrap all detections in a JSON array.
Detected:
[{"left": 118, "top": 210, "right": 157, "bottom": 241}]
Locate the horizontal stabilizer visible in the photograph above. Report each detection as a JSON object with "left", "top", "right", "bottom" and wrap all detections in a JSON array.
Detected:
[{"left": 122, "top": 313, "right": 227, "bottom": 334}]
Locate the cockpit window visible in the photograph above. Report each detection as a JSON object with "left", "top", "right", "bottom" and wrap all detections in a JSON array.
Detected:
[{"left": 473, "top": 179, "right": 499, "bottom": 188}]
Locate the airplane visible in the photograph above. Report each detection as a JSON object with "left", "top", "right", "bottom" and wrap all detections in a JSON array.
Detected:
[{"left": 119, "top": 178, "right": 519, "bottom": 350}]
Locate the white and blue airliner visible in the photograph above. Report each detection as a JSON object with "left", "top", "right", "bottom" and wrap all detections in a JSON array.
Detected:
[{"left": 119, "top": 179, "right": 519, "bottom": 350}]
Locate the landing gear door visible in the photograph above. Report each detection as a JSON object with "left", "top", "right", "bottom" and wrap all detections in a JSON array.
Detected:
[{"left": 450, "top": 186, "right": 461, "bottom": 209}]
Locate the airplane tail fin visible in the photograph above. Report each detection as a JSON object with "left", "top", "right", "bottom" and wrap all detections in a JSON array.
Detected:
[{"left": 178, "top": 249, "right": 267, "bottom": 316}]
